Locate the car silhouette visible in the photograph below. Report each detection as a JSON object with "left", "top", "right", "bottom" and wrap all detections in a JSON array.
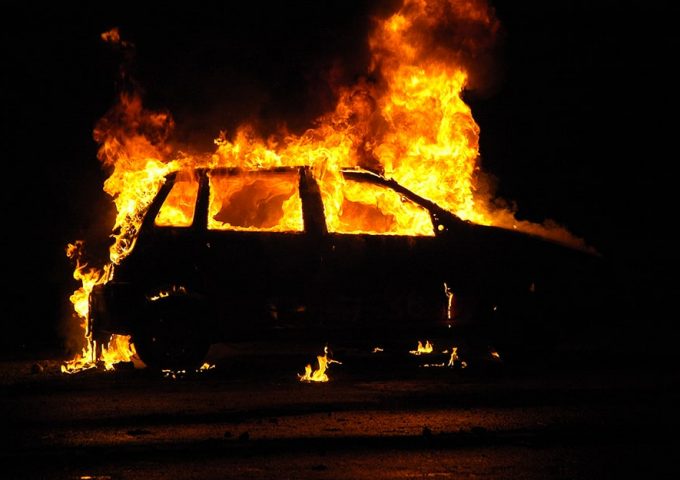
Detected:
[{"left": 89, "top": 166, "right": 604, "bottom": 368}]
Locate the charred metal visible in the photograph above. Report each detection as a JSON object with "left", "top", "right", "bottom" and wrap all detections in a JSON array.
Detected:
[{"left": 90, "top": 167, "right": 607, "bottom": 369}]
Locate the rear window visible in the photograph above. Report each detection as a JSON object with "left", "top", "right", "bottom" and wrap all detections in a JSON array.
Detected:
[{"left": 208, "top": 171, "right": 304, "bottom": 232}]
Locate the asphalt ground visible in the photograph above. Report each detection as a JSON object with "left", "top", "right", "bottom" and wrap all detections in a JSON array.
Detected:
[{"left": 2, "top": 342, "right": 679, "bottom": 479}]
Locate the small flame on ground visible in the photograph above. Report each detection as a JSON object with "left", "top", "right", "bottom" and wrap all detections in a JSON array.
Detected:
[
  {"left": 421, "top": 345, "right": 467, "bottom": 368},
  {"left": 372, "top": 347, "right": 384, "bottom": 353},
  {"left": 162, "top": 369, "right": 187, "bottom": 380},
  {"left": 161, "top": 363, "right": 215, "bottom": 380},
  {"left": 61, "top": 334, "right": 137, "bottom": 374},
  {"left": 444, "top": 283, "right": 456, "bottom": 321},
  {"left": 61, "top": 341, "right": 96, "bottom": 374},
  {"left": 299, "top": 346, "right": 341, "bottom": 383},
  {"left": 409, "top": 340, "right": 434, "bottom": 355},
  {"left": 447, "top": 347, "right": 459, "bottom": 367},
  {"left": 147, "top": 285, "right": 187, "bottom": 302}
]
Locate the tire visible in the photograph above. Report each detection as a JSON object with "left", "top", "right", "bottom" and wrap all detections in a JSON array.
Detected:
[{"left": 132, "top": 296, "right": 211, "bottom": 370}]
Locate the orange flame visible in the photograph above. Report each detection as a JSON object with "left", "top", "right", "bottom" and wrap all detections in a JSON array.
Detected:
[
  {"left": 91, "top": 0, "right": 584, "bottom": 250},
  {"left": 100, "top": 28, "right": 121, "bottom": 44},
  {"left": 64, "top": 0, "right": 585, "bottom": 371},
  {"left": 410, "top": 340, "right": 434, "bottom": 355},
  {"left": 447, "top": 346, "right": 459, "bottom": 367},
  {"left": 299, "top": 346, "right": 341, "bottom": 383},
  {"left": 62, "top": 242, "right": 138, "bottom": 373}
]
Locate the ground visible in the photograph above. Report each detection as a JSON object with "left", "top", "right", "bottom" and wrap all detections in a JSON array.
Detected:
[{"left": 2, "top": 342, "right": 679, "bottom": 479}]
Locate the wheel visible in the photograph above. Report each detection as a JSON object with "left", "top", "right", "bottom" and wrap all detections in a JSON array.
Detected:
[
  {"left": 133, "top": 332, "right": 210, "bottom": 370},
  {"left": 132, "top": 296, "right": 211, "bottom": 370}
]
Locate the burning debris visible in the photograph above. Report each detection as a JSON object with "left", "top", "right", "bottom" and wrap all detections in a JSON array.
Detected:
[
  {"left": 444, "top": 283, "right": 456, "bottom": 321},
  {"left": 409, "top": 340, "right": 434, "bottom": 355},
  {"left": 299, "top": 347, "right": 342, "bottom": 383},
  {"left": 161, "top": 363, "right": 215, "bottom": 380},
  {"left": 420, "top": 346, "right": 468, "bottom": 368},
  {"left": 62, "top": 334, "right": 138, "bottom": 374},
  {"left": 447, "top": 347, "right": 467, "bottom": 368}
]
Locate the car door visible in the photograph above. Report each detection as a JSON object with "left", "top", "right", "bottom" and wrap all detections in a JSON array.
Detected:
[
  {"left": 317, "top": 174, "right": 448, "bottom": 345},
  {"left": 196, "top": 168, "right": 321, "bottom": 339}
]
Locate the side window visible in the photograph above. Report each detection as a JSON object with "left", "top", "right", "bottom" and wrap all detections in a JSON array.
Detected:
[
  {"left": 323, "top": 178, "right": 434, "bottom": 236},
  {"left": 155, "top": 170, "right": 199, "bottom": 227},
  {"left": 208, "top": 171, "right": 304, "bottom": 232}
]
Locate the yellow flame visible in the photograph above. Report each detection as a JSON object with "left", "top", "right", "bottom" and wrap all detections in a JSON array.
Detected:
[
  {"left": 61, "top": 340, "right": 96, "bottom": 374},
  {"left": 299, "top": 347, "right": 341, "bottom": 382},
  {"left": 447, "top": 347, "right": 459, "bottom": 367},
  {"left": 62, "top": 243, "right": 139, "bottom": 373},
  {"left": 61, "top": 334, "right": 137, "bottom": 374},
  {"left": 409, "top": 340, "right": 434, "bottom": 355},
  {"left": 207, "top": 170, "right": 303, "bottom": 232},
  {"left": 100, "top": 335, "right": 137, "bottom": 370},
  {"left": 155, "top": 170, "right": 199, "bottom": 226},
  {"left": 444, "top": 283, "right": 455, "bottom": 321},
  {"left": 64, "top": 1, "right": 585, "bottom": 372}
]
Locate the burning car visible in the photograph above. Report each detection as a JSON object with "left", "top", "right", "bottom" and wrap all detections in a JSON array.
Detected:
[{"left": 88, "top": 165, "right": 603, "bottom": 368}]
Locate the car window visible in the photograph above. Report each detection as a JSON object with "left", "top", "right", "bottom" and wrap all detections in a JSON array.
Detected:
[
  {"left": 323, "top": 178, "right": 434, "bottom": 236},
  {"left": 155, "top": 170, "right": 199, "bottom": 227},
  {"left": 208, "top": 171, "right": 304, "bottom": 232}
]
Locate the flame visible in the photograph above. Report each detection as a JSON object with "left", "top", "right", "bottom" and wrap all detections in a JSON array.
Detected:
[
  {"left": 62, "top": 244, "right": 139, "bottom": 373},
  {"left": 444, "top": 282, "right": 456, "bottom": 321},
  {"left": 61, "top": 242, "right": 107, "bottom": 374},
  {"left": 124, "top": 0, "right": 581, "bottom": 243},
  {"left": 161, "top": 362, "right": 215, "bottom": 379},
  {"left": 447, "top": 346, "right": 459, "bottom": 367},
  {"left": 64, "top": 0, "right": 586, "bottom": 371},
  {"left": 62, "top": 334, "right": 137, "bottom": 374},
  {"left": 420, "top": 345, "right": 466, "bottom": 368},
  {"left": 155, "top": 170, "right": 199, "bottom": 227},
  {"left": 207, "top": 170, "right": 303, "bottom": 232},
  {"left": 410, "top": 340, "right": 434, "bottom": 355},
  {"left": 201, "top": 0, "right": 497, "bottom": 233},
  {"left": 299, "top": 346, "right": 341, "bottom": 383},
  {"left": 100, "top": 28, "right": 121, "bottom": 45},
  {"left": 100, "top": 335, "right": 137, "bottom": 370}
]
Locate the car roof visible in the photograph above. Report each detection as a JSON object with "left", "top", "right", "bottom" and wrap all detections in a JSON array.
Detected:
[{"left": 167, "top": 165, "right": 455, "bottom": 221}]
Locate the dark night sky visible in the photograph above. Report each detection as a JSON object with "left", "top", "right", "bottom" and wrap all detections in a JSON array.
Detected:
[{"left": 2, "top": 1, "right": 679, "bottom": 354}]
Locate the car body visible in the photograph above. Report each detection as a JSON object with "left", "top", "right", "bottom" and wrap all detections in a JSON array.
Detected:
[{"left": 89, "top": 166, "right": 605, "bottom": 368}]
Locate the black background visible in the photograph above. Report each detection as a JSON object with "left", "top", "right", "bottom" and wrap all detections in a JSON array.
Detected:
[{"left": 2, "top": 0, "right": 678, "bottom": 356}]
